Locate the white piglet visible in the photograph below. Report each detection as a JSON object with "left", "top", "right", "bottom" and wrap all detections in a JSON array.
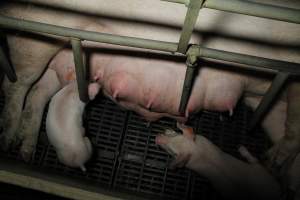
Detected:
[{"left": 46, "top": 81, "right": 92, "bottom": 171}]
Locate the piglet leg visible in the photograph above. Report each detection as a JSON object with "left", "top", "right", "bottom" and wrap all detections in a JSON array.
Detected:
[
  {"left": 17, "top": 69, "right": 61, "bottom": 161},
  {"left": 267, "top": 82, "right": 300, "bottom": 172},
  {"left": 0, "top": 35, "right": 62, "bottom": 151}
]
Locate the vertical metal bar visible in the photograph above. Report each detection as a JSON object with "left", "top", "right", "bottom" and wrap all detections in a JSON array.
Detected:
[
  {"left": 0, "top": 45, "right": 17, "bottom": 82},
  {"left": 179, "top": 61, "right": 197, "bottom": 114},
  {"left": 70, "top": 38, "right": 89, "bottom": 103},
  {"left": 177, "top": 0, "right": 203, "bottom": 53},
  {"left": 248, "top": 72, "right": 290, "bottom": 132}
]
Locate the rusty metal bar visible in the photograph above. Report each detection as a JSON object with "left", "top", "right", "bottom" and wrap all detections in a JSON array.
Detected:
[
  {"left": 71, "top": 38, "right": 89, "bottom": 103},
  {"left": 248, "top": 72, "right": 290, "bottom": 132},
  {"left": 177, "top": 0, "right": 203, "bottom": 53},
  {"left": 0, "top": 45, "right": 17, "bottom": 82},
  {"left": 203, "top": 0, "right": 300, "bottom": 24},
  {"left": 0, "top": 15, "right": 178, "bottom": 53}
]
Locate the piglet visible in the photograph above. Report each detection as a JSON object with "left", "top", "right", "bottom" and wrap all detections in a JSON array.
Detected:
[
  {"left": 156, "top": 123, "right": 280, "bottom": 200},
  {"left": 46, "top": 81, "right": 92, "bottom": 171}
]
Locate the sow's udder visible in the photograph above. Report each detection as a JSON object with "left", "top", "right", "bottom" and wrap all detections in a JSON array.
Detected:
[{"left": 51, "top": 48, "right": 246, "bottom": 122}]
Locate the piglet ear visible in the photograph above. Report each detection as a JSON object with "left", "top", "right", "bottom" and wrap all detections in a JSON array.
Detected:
[
  {"left": 176, "top": 122, "right": 195, "bottom": 141},
  {"left": 88, "top": 83, "right": 101, "bottom": 100}
]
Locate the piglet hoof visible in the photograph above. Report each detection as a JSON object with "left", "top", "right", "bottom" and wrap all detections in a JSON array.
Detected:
[
  {"left": 80, "top": 165, "right": 87, "bottom": 172},
  {"left": 264, "top": 141, "right": 300, "bottom": 177},
  {"left": 20, "top": 144, "right": 35, "bottom": 162},
  {"left": 20, "top": 149, "right": 33, "bottom": 163},
  {"left": 238, "top": 145, "right": 258, "bottom": 164},
  {"left": 146, "top": 121, "right": 151, "bottom": 128},
  {"left": 170, "top": 153, "right": 191, "bottom": 169},
  {"left": 0, "top": 134, "right": 14, "bottom": 152}
]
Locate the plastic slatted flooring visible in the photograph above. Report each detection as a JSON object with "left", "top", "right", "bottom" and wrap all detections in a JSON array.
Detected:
[{"left": 0, "top": 94, "right": 268, "bottom": 200}]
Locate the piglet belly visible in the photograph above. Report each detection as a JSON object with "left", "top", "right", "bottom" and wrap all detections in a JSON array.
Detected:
[{"left": 46, "top": 82, "right": 92, "bottom": 171}]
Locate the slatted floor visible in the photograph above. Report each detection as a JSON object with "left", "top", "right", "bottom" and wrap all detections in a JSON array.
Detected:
[{"left": 0, "top": 93, "right": 269, "bottom": 200}]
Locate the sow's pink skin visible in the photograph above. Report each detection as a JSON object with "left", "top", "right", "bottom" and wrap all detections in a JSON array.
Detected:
[
  {"left": 156, "top": 123, "right": 281, "bottom": 200},
  {"left": 1, "top": 0, "right": 300, "bottom": 178},
  {"left": 54, "top": 48, "right": 245, "bottom": 123}
]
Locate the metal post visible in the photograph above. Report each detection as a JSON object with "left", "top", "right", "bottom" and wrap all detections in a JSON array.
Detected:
[
  {"left": 177, "top": 0, "right": 203, "bottom": 53},
  {"left": 203, "top": 0, "right": 300, "bottom": 24},
  {"left": 248, "top": 72, "right": 290, "bottom": 132},
  {"left": 179, "top": 61, "right": 197, "bottom": 114},
  {"left": 71, "top": 38, "right": 89, "bottom": 103},
  {"left": 179, "top": 46, "right": 198, "bottom": 113},
  {"left": 0, "top": 45, "right": 17, "bottom": 82}
]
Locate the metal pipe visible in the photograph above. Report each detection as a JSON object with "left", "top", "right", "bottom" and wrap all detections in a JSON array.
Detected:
[
  {"left": 161, "top": 0, "right": 189, "bottom": 6},
  {"left": 18, "top": 0, "right": 300, "bottom": 24},
  {"left": 248, "top": 72, "right": 290, "bottom": 132},
  {"left": 71, "top": 38, "right": 89, "bottom": 103},
  {"left": 177, "top": 0, "right": 203, "bottom": 53},
  {"left": 1, "top": 16, "right": 299, "bottom": 75},
  {"left": 179, "top": 61, "right": 197, "bottom": 114},
  {"left": 191, "top": 45, "right": 300, "bottom": 75},
  {"left": 204, "top": 0, "right": 300, "bottom": 24},
  {"left": 0, "top": 15, "right": 178, "bottom": 53},
  {"left": 0, "top": 45, "right": 17, "bottom": 82}
]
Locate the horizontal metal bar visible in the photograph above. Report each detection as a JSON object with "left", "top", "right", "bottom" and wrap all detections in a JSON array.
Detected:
[
  {"left": 248, "top": 72, "right": 290, "bottom": 132},
  {"left": 0, "top": 45, "right": 17, "bottom": 82},
  {"left": 204, "top": 0, "right": 300, "bottom": 24},
  {"left": 0, "top": 15, "right": 178, "bottom": 53},
  {"left": 177, "top": 0, "right": 203, "bottom": 53},
  {"left": 1, "top": 16, "right": 299, "bottom": 76},
  {"left": 161, "top": 0, "right": 189, "bottom": 5},
  {"left": 71, "top": 38, "right": 89, "bottom": 103},
  {"left": 190, "top": 45, "right": 300, "bottom": 75}
]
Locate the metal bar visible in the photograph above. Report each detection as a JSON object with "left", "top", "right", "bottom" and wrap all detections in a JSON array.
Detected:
[
  {"left": 0, "top": 16, "right": 300, "bottom": 76},
  {"left": 0, "top": 15, "right": 178, "bottom": 53},
  {"left": 204, "top": 0, "right": 300, "bottom": 24},
  {"left": 0, "top": 45, "right": 17, "bottom": 82},
  {"left": 248, "top": 72, "right": 290, "bottom": 132},
  {"left": 191, "top": 45, "right": 300, "bottom": 75},
  {"left": 161, "top": 0, "right": 189, "bottom": 5},
  {"left": 18, "top": 0, "right": 300, "bottom": 24},
  {"left": 177, "top": 0, "right": 203, "bottom": 53},
  {"left": 179, "top": 61, "right": 197, "bottom": 113},
  {"left": 71, "top": 38, "right": 89, "bottom": 103}
]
